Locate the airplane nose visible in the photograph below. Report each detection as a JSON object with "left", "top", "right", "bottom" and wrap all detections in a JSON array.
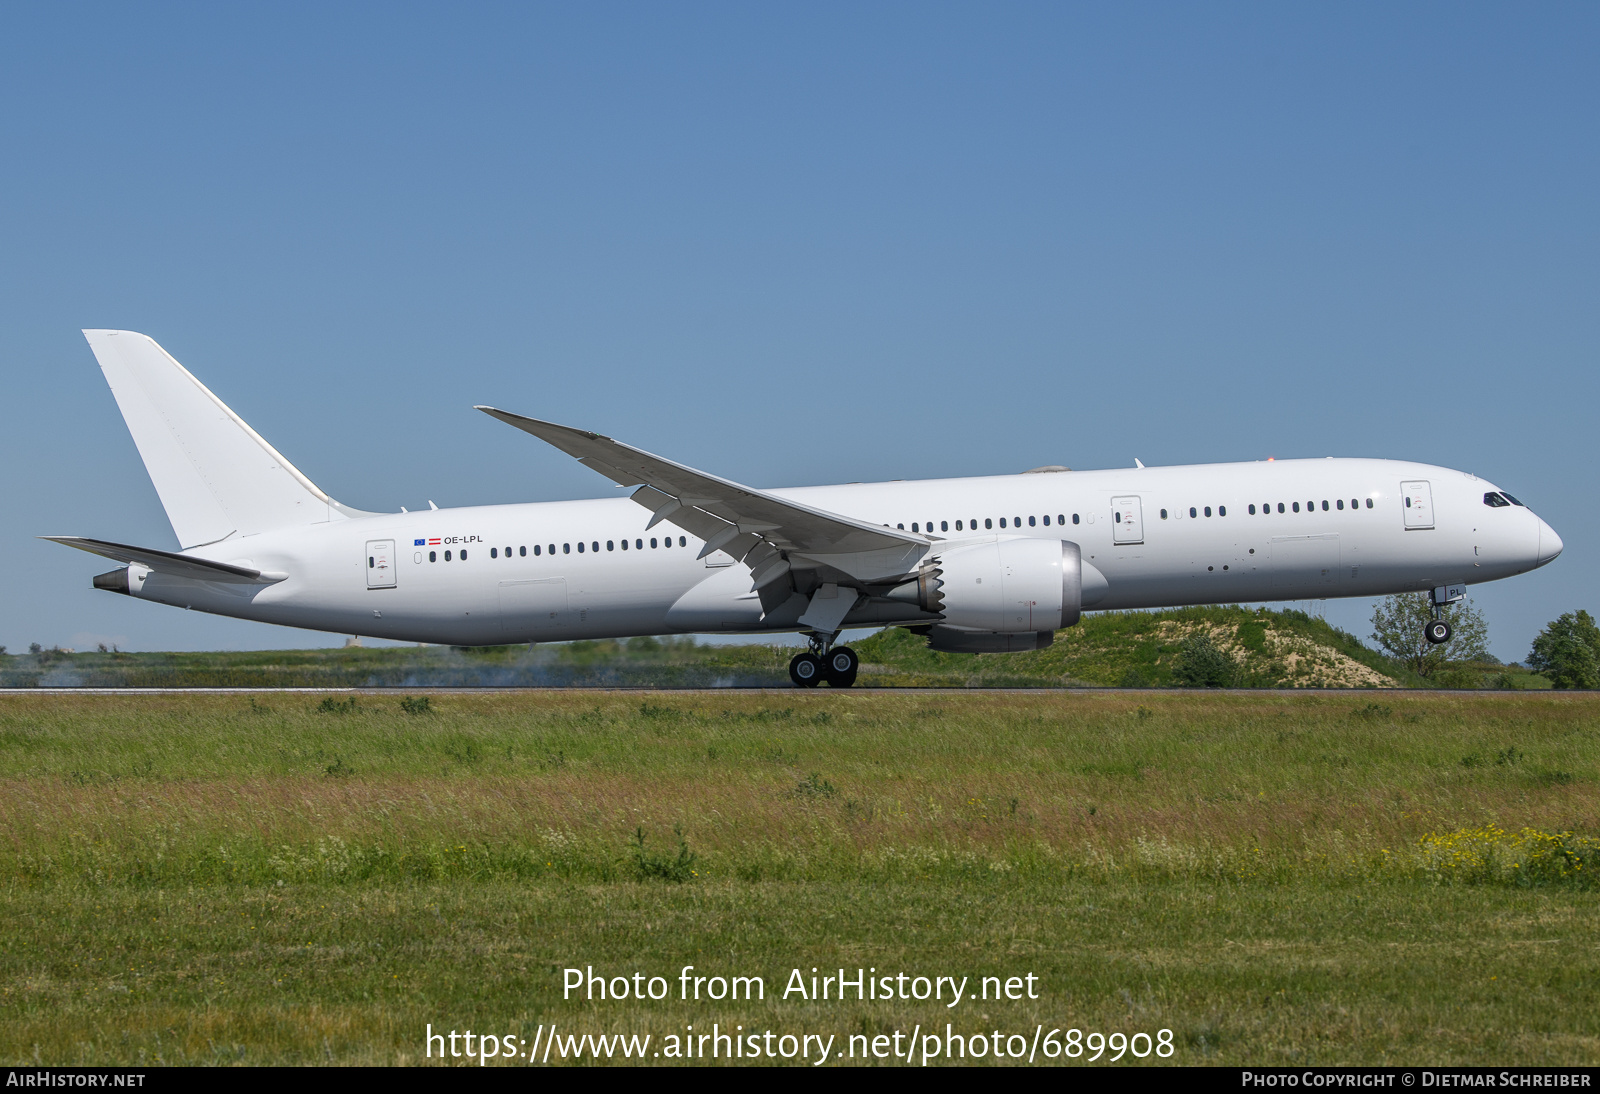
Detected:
[{"left": 1537, "top": 518, "right": 1563, "bottom": 565}]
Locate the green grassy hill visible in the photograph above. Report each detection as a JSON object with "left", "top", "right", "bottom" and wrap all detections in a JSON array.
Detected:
[{"left": 1, "top": 607, "right": 1546, "bottom": 688}]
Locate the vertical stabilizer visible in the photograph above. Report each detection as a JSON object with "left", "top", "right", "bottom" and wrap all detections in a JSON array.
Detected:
[{"left": 83, "top": 330, "right": 358, "bottom": 549}]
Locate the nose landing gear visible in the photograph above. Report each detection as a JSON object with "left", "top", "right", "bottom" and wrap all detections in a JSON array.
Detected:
[
  {"left": 1425, "top": 584, "right": 1465, "bottom": 645},
  {"left": 789, "top": 635, "right": 859, "bottom": 688}
]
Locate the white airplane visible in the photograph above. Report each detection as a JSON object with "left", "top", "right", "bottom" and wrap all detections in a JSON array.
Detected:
[{"left": 48, "top": 330, "right": 1563, "bottom": 687}]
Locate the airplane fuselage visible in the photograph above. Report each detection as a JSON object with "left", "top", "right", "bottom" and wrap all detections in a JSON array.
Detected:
[{"left": 124, "top": 457, "right": 1561, "bottom": 646}]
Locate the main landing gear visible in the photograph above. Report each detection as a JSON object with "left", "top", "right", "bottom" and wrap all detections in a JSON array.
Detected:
[{"left": 789, "top": 639, "right": 859, "bottom": 688}]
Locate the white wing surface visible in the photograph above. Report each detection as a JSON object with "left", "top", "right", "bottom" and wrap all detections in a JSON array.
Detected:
[{"left": 476, "top": 407, "right": 931, "bottom": 582}]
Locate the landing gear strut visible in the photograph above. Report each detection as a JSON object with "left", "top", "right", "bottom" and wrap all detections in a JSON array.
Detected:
[{"left": 790, "top": 634, "right": 859, "bottom": 688}]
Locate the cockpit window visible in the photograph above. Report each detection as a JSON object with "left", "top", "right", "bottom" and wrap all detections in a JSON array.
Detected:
[
  {"left": 1483, "top": 492, "right": 1511, "bottom": 507},
  {"left": 1501, "top": 492, "right": 1525, "bottom": 506}
]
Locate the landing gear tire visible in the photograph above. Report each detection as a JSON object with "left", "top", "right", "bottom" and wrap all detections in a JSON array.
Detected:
[
  {"left": 824, "top": 646, "right": 859, "bottom": 689},
  {"left": 789, "top": 653, "right": 823, "bottom": 688},
  {"left": 1425, "top": 619, "right": 1453, "bottom": 645}
]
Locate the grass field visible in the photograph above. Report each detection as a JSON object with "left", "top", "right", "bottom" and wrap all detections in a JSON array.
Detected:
[{"left": 1, "top": 690, "right": 1596, "bottom": 1066}]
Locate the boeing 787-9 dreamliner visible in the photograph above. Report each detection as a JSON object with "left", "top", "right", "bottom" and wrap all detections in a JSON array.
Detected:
[{"left": 48, "top": 331, "right": 1563, "bottom": 687}]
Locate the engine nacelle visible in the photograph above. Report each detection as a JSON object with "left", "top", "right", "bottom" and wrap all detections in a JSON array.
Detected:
[
  {"left": 938, "top": 537, "right": 1069, "bottom": 632},
  {"left": 888, "top": 538, "right": 1102, "bottom": 645}
]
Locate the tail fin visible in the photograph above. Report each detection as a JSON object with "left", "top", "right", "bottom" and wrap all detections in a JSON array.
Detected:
[{"left": 82, "top": 330, "right": 364, "bottom": 549}]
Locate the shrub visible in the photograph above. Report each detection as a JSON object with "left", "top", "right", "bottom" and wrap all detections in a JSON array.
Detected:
[
  {"left": 1172, "top": 634, "right": 1235, "bottom": 688},
  {"left": 631, "top": 826, "right": 697, "bottom": 882},
  {"left": 399, "top": 695, "right": 433, "bottom": 715}
]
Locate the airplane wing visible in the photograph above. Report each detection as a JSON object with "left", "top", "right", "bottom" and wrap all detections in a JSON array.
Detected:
[
  {"left": 41, "top": 536, "right": 287, "bottom": 585},
  {"left": 475, "top": 407, "right": 930, "bottom": 582}
]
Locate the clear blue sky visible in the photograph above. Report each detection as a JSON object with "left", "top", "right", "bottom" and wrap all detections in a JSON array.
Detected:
[{"left": 2, "top": 3, "right": 1594, "bottom": 661}]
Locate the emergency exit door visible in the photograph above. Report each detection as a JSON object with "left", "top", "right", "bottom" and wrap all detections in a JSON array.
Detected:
[
  {"left": 1112, "top": 496, "right": 1144, "bottom": 544},
  {"left": 1401, "top": 481, "right": 1434, "bottom": 529},
  {"left": 366, "top": 540, "right": 396, "bottom": 588}
]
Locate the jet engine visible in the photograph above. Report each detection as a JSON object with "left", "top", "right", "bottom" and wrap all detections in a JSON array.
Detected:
[{"left": 887, "top": 539, "right": 1106, "bottom": 654}]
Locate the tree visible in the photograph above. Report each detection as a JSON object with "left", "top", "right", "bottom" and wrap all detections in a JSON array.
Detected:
[
  {"left": 1527, "top": 610, "right": 1600, "bottom": 689},
  {"left": 1172, "top": 633, "right": 1236, "bottom": 687},
  {"left": 1370, "top": 593, "right": 1489, "bottom": 677}
]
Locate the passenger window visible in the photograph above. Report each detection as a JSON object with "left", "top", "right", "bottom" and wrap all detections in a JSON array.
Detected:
[
  {"left": 898, "top": 523, "right": 905, "bottom": 530},
  {"left": 911, "top": 523, "right": 918, "bottom": 533},
  {"left": 985, "top": 519, "right": 992, "bottom": 529},
  {"left": 1277, "top": 503, "right": 1285, "bottom": 513},
  {"left": 490, "top": 548, "right": 497, "bottom": 558},
  {"left": 1219, "top": 505, "right": 1226, "bottom": 516},
  {"left": 941, "top": 521, "right": 949, "bottom": 531},
  {"left": 1292, "top": 503, "right": 1300, "bottom": 513},
  {"left": 1204, "top": 507, "right": 1212, "bottom": 517},
  {"left": 564, "top": 543, "right": 571, "bottom": 554},
  {"left": 1057, "top": 514, "right": 1065, "bottom": 524},
  {"left": 461, "top": 549, "right": 468, "bottom": 560},
  {"left": 428, "top": 550, "right": 436, "bottom": 562},
  {"left": 636, "top": 539, "right": 643, "bottom": 549},
  {"left": 577, "top": 542, "right": 585, "bottom": 553},
  {"left": 1337, "top": 499, "right": 1345, "bottom": 510},
  {"left": 1249, "top": 504, "right": 1256, "bottom": 514},
  {"left": 679, "top": 536, "right": 686, "bottom": 547},
  {"left": 445, "top": 550, "right": 452, "bottom": 561},
  {"left": 650, "top": 538, "right": 658, "bottom": 548},
  {"left": 1321, "top": 500, "right": 1329, "bottom": 511},
  {"left": 1014, "top": 517, "right": 1021, "bottom": 526},
  {"left": 1366, "top": 498, "right": 1373, "bottom": 508},
  {"left": 1029, "top": 516, "right": 1036, "bottom": 527},
  {"left": 1350, "top": 499, "right": 1358, "bottom": 509},
  {"left": 1072, "top": 514, "right": 1080, "bottom": 525},
  {"left": 955, "top": 520, "right": 963, "bottom": 531},
  {"left": 532, "top": 546, "right": 539, "bottom": 556},
  {"left": 547, "top": 545, "right": 554, "bottom": 555},
  {"left": 620, "top": 539, "right": 628, "bottom": 550},
  {"left": 1189, "top": 507, "right": 1197, "bottom": 518},
  {"left": 1307, "top": 500, "right": 1313, "bottom": 511},
  {"left": 607, "top": 540, "right": 615, "bottom": 551},
  {"left": 593, "top": 541, "right": 600, "bottom": 552},
  {"left": 1160, "top": 509, "right": 1168, "bottom": 519},
  {"left": 1041, "top": 515, "right": 1049, "bottom": 526},
  {"left": 999, "top": 518, "right": 1006, "bottom": 528}
]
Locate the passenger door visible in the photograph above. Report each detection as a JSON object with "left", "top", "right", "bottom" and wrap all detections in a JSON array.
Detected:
[
  {"left": 1111, "top": 496, "right": 1144, "bottom": 544},
  {"left": 1401, "top": 481, "right": 1434, "bottom": 529},
  {"left": 365, "top": 540, "right": 396, "bottom": 589}
]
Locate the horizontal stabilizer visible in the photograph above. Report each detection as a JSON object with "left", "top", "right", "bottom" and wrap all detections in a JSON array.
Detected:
[{"left": 41, "top": 536, "right": 286, "bottom": 585}]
